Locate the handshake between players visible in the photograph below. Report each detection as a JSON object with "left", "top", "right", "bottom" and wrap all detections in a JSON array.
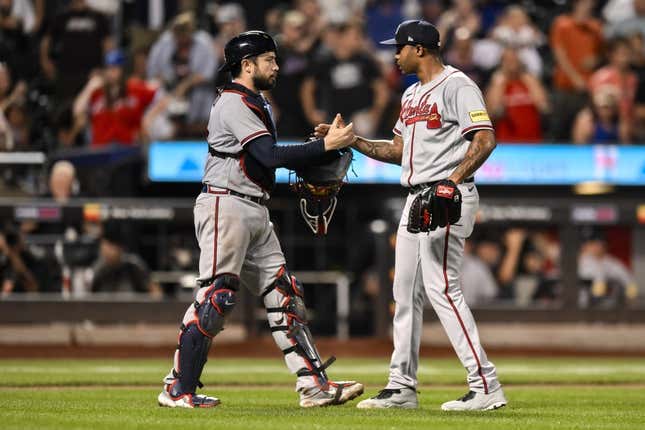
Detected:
[{"left": 318, "top": 113, "right": 357, "bottom": 150}]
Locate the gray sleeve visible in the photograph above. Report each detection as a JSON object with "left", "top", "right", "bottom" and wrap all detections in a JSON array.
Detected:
[
  {"left": 449, "top": 83, "right": 494, "bottom": 140},
  {"left": 222, "top": 98, "right": 271, "bottom": 146}
]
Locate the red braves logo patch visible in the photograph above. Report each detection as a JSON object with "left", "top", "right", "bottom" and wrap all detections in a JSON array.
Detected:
[
  {"left": 435, "top": 185, "right": 454, "bottom": 198},
  {"left": 400, "top": 100, "right": 442, "bottom": 129}
]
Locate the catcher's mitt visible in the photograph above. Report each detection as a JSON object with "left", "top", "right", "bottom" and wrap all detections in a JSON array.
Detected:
[
  {"left": 407, "top": 179, "right": 461, "bottom": 233},
  {"left": 291, "top": 147, "right": 353, "bottom": 235}
]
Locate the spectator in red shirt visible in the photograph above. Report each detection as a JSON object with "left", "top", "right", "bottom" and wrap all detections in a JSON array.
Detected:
[
  {"left": 485, "top": 49, "right": 549, "bottom": 143},
  {"left": 589, "top": 37, "right": 638, "bottom": 141},
  {"left": 73, "top": 49, "right": 157, "bottom": 147}
]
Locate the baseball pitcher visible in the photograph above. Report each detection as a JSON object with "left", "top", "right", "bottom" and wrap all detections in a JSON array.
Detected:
[
  {"left": 157, "top": 31, "right": 363, "bottom": 409},
  {"left": 316, "top": 20, "right": 507, "bottom": 411}
]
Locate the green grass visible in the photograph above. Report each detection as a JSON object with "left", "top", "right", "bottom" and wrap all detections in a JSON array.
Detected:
[
  {"left": 2, "top": 357, "right": 645, "bottom": 386},
  {"left": 1, "top": 357, "right": 645, "bottom": 429}
]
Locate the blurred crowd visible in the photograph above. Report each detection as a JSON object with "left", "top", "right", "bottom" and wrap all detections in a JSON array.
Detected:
[
  {"left": 461, "top": 225, "right": 638, "bottom": 308},
  {"left": 0, "top": 217, "right": 163, "bottom": 298},
  {"left": 348, "top": 219, "right": 638, "bottom": 327},
  {"left": 462, "top": 227, "right": 562, "bottom": 307},
  {"left": 0, "top": 159, "right": 166, "bottom": 298},
  {"left": 2, "top": 0, "right": 645, "bottom": 157}
]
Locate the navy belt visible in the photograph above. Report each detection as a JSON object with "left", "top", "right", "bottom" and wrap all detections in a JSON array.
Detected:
[
  {"left": 408, "top": 177, "right": 474, "bottom": 194},
  {"left": 201, "top": 185, "right": 265, "bottom": 205}
]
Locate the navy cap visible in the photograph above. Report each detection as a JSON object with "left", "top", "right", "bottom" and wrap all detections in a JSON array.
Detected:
[
  {"left": 105, "top": 49, "right": 126, "bottom": 67},
  {"left": 380, "top": 20, "right": 440, "bottom": 49}
]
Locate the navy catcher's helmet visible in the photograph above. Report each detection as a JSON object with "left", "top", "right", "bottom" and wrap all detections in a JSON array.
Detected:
[{"left": 219, "top": 30, "right": 277, "bottom": 72}]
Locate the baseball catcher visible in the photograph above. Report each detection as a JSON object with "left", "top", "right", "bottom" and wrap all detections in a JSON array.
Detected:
[{"left": 157, "top": 30, "right": 363, "bottom": 409}]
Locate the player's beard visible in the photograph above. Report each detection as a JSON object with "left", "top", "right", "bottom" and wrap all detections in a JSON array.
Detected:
[{"left": 253, "top": 72, "right": 277, "bottom": 91}]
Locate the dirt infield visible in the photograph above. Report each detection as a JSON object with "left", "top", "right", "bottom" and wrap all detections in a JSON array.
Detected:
[{"left": 2, "top": 337, "right": 645, "bottom": 358}]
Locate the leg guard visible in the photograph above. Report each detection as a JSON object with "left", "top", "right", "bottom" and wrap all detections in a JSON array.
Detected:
[
  {"left": 169, "top": 274, "right": 239, "bottom": 396},
  {"left": 263, "top": 267, "right": 335, "bottom": 389}
]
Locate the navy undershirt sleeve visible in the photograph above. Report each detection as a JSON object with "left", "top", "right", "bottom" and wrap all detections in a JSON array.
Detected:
[{"left": 246, "top": 135, "right": 339, "bottom": 169}]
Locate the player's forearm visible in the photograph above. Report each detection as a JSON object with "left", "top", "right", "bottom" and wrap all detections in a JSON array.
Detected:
[
  {"left": 448, "top": 130, "right": 496, "bottom": 183},
  {"left": 352, "top": 136, "right": 402, "bottom": 165},
  {"left": 246, "top": 135, "right": 329, "bottom": 169}
]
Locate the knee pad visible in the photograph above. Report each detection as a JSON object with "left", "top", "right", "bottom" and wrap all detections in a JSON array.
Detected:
[
  {"left": 263, "top": 267, "right": 335, "bottom": 385},
  {"left": 268, "top": 267, "right": 308, "bottom": 324},
  {"left": 196, "top": 274, "right": 239, "bottom": 337}
]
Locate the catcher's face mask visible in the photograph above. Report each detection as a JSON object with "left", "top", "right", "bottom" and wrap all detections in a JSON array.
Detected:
[
  {"left": 294, "top": 182, "right": 340, "bottom": 235},
  {"left": 291, "top": 148, "right": 353, "bottom": 236}
]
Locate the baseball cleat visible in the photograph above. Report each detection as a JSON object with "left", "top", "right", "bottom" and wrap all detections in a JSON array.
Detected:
[
  {"left": 440, "top": 388, "right": 507, "bottom": 411},
  {"left": 157, "top": 389, "right": 220, "bottom": 408},
  {"left": 299, "top": 381, "right": 364, "bottom": 408},
  {"left": 157, "top": 379, "right": 220, "bottom": 408},
  {"left": 356, "top": 387, "right": 418, "bottom": 409}
]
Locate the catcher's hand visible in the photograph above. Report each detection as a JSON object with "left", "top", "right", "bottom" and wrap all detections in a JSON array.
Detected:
[
  {"left": 314, "top": 113, "right": 346, "bottom": 138},
  {"left": 407, "top": 180, "right": 461, "bottom": 233},
  {"left": 314, "top": 123, "right": 331, "bottom": 138},
  {"left": 321, "top": 114, "right": 355, "bottom": 150}
]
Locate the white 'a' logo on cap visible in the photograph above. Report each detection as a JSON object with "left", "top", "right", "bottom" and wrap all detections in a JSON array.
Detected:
[{"left": 408, "top": 36, "right": 414, "bottom": 41}]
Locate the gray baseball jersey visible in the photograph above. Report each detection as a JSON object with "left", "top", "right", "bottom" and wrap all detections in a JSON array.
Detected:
[
  {"left": 386, "top": 66, "right": 501, "bottom": 395},
  {"left": 393, "top": 65, "right": 493, "bottom": 186},
  {"left": 203, "top": 88, "right": 275, "bottom": 199}
]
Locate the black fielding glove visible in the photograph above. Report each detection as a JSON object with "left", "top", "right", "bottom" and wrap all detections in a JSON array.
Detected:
[
  {"left": 430, "top": 179, "right": 461, "bottom": 230},
  {"left": 407, "top": 187, "right": 433, "bottom": 233}
]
